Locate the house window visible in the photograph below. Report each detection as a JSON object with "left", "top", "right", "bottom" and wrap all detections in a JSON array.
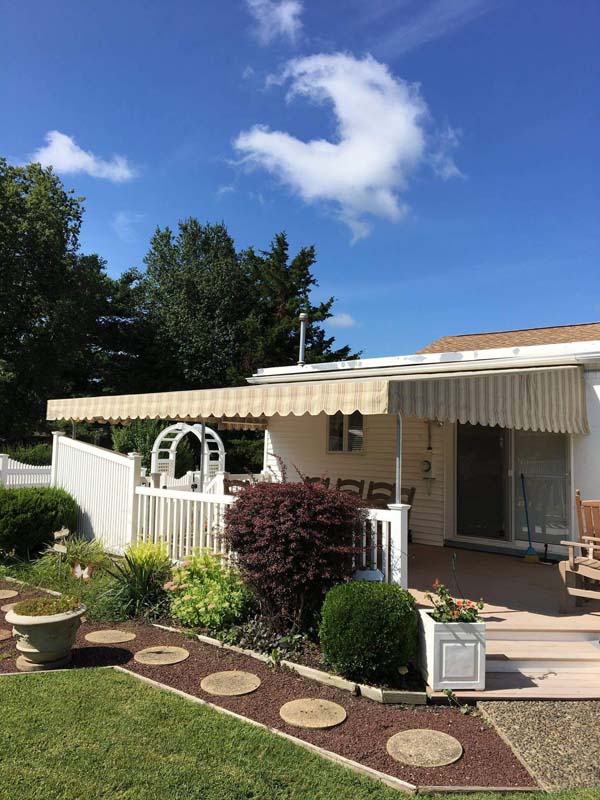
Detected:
[{"left": 328, "top": 412, "right": 364, "bottom": 453}]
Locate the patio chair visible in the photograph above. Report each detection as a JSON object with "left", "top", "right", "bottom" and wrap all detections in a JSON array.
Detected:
[
  {"left": 304, "top": 476, "right": 331, "bottom": 488},
  {"left": 335, "top": 478, "right": 365, "bottom": 497},
  {"left": 558, "top": 489, "right": 600, "bottom": 611},
  {"left": 366, "top": 481, "right": 395, "bottom": 508},
  {"left": 223, "top": 478, "right": 250, "bottom": 495}
]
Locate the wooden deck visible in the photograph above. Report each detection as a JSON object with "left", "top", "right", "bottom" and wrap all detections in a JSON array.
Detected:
[{"left": 408, "top": 544, "right": 600, "bottom": 699}]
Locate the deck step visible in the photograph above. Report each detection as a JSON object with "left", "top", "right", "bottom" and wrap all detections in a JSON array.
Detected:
[
  {"left": 431, "top": 671, "right": 600, "bottom": 701},
  {"left": 486, "top": 639, "right": 600, "bottom": 672},
  {"left": 485, "top": 623, "right": 600, "bottom": 643}
]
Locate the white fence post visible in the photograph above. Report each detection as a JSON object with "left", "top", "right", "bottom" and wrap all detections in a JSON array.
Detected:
[
  {"left": 50, "top": 431, "right": 66, "bottom": 487},
  {"left": 387, "top": 503, "right": 410, "bottom": 588},
  {"left": 0, "top": 454, "right": 8, "bottom": 487},
  {"left": 127, "top": 452, "right": 143, "bottom": 546}
]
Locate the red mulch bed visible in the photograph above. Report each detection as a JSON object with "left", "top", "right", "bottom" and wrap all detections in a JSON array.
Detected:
[{"left": 0, "top": 590, "right": 535, "bottom": 790}]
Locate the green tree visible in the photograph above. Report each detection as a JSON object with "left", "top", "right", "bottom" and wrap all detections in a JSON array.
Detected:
[
  {"left": 141, "top": 220, "right": 251, "bottom": 389},
  {"left": 240, "top": 232, "right": 357, "bottom": 375},
  {"left": 0, "top": 160, "right": 115, "bottom": 440}
]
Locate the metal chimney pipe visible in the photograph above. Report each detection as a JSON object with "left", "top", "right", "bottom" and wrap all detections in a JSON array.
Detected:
[{"left": 298, "top": 312, "right": 308, "bottom": 366}]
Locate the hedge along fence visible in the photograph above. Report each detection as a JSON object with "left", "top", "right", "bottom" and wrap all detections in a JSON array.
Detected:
[
  {"left": 223, "top": 480, "right": 366, "bottom": 632},
  {"left": 0, "top": 486, "right": 77, "bottom": 558}
]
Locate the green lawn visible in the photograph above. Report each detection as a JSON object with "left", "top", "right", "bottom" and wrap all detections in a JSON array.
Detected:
[{"left": 0, "top": 668, "right": 597, "bottom": 800}]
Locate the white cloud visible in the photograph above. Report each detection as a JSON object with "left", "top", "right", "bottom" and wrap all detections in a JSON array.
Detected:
[
  {"left": 328, "top": 313, "right": 358, "bottom": 328},
  {"left": 430, "top": 125, "right": 464, "bottom": 180},
  {"left": 31, "top": 130, "right": 136, "bottom": 182},
  {"left": 235, "top": 52, "right": 457, "bottom": 241},
  {"left": 217, "top": 184, "right": 235, "bottom": 196},
  {"left": 245, "top": 0, "right": 303, "bottom": 44},
  {"left": 112, "top": 211, "right": 143, "bottom": 242},
  {"left": 372, "top": 0, "right": 491, "bottom": 57}
]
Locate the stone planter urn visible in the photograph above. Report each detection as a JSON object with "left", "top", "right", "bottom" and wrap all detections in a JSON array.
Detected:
[
  {"left": 418, "top": 609, "right": 486, "bottom": 692},
  {"left": 6, "top": 603, "right": 86, "bottom": 672}
]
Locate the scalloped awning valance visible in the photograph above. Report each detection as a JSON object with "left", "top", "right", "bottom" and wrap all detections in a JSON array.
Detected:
[{"left": 46, "top": 366, "right": 589, "bottom": 434}]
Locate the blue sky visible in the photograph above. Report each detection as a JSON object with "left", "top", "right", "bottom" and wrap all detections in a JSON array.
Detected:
[{"left": 2, "top": 1, "right": 599, "bottom": 358}]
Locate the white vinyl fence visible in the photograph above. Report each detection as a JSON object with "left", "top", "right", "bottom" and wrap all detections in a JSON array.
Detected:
[
  {"left": 51, "top": 432, "right": 141, "bottom": 553},
  {"left": 0, "top": 454, "right": 51, "bottom": 488},
  {"left": 135, "top": 486, "right": 235, "bottom": 561},
  {"left": 47, "top": 433, "right": 409, "bottom": 582}
]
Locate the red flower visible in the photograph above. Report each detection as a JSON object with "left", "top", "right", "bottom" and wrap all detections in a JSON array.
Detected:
[{"left": 433, "top": 578, "right": 440, "bottom": 588}]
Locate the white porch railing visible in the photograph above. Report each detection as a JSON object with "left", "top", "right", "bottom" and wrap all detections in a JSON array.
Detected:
[
  {"left": 0, "top": 454, "right": 51, "bottom": 488},
  {"left": 135, "top": 486, "right": 235, "bottom": 561},
  {"left": 51, "top": 432, "right": 141, "bottom": 553},
  {"left": 354, "top": 504, "right": 409, "bottom": 586}
]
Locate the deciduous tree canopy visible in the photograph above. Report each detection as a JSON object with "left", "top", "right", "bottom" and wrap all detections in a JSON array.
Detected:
[{"left": 0, "top": 160, "right": 357, "bottom": 443}]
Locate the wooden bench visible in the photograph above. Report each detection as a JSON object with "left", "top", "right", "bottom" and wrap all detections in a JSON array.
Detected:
[{"left": 559, "top": 490, "right": 600, "bottom": 611}]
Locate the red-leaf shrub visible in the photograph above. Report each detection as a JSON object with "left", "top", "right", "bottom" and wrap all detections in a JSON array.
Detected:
[{"left": 223, "top": 481, "right": 365, "bottom": 631}]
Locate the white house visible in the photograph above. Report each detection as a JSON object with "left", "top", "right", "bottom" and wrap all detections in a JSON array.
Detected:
[
  {"left": 45, "top": 320, "right": 600, "bottom": 696},
  {"left": 48, "top": 320, "right": 600, "bottom": 558}
]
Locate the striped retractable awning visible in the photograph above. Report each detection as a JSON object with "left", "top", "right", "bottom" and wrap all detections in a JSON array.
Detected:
[
  {"left": 46, "top": 378, "right": 390, "bottom": 424},
  {"left": 46, "top": 366, "right": 589, "bottom": 434},
  {"left": 388, "top": 366, "right": 589, "bottom": 434}
]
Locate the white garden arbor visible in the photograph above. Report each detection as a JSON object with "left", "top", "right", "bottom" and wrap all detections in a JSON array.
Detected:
[{"left": 150, "top": 422, "right": 225, "bottom": 490}]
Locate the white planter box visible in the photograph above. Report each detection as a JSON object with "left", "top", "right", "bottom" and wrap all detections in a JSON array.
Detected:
[{"left": 419, "top": 609, "right": 486, "bottom": 691}]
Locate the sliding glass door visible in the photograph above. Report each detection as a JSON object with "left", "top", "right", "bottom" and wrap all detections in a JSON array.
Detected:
[
  {"left": 457, "top": 423, "right": 508, "bottom": 540},
  {"left": 455, "top": 423, "right": 570, "bottom": 546},
  {"left": 513, "top": 430, "right": 569, "bottom": 546}
]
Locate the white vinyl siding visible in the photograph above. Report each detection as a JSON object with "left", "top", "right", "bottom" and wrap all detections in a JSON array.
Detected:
[{"left": 264, "top": 413, "right": 445, "bottom": 546}]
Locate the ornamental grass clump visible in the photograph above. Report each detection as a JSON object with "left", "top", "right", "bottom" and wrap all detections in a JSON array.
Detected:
[
  {"left": 319, "top": 581, "right": 418, "bottom": 685},
  {"left": 223, "top": 480, "right": 364, "bottom": 632},
  {"left": 166, "top": 550, "right": 253, "bottom": 632},
  {"left": 106, "top": 541, "right": 172, "bottom": 619},
  {"left": 425, "top": 579, "right": 484, "bottom": 622}
]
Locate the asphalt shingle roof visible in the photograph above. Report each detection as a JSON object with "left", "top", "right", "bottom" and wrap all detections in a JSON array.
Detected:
[{"left": 418, "top": 322, "right": 600, "bottom": 354}]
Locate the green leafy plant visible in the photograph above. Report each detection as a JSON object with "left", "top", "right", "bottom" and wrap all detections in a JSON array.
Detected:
[
  {"left": 6, "top": 443, "right": 52, "bottom": 465},
  {"left": 40, "top": 535, "right": 108, "bottom": 573},
  {"left": 106, "top": 541, "right": 172, "bottom": 618},
  {"left": 167, "top": 550, "right": 253, "bottom": 632},
  {"left": 319, "top": 581, "right": 418, "bottom": 685},
  {"left": 442, "top": 688, "right": 473, "bottom": 715},
  {"left": 425, "top": 579, "right": 484, "bottom": 623},
  {"left": 13, "top": 595, "right": 80, "bottom": 616},
  {"left": 0, "top": 487, "right": 77, "bottom": 558}
]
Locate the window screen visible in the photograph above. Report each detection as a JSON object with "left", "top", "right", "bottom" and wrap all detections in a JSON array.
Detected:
[
  {"left": 347, "top": 411, "right": 364, "bottom": 452},
  {"left": 328, "top": 411, "right": 344, "bottom": 452},
  {"left": 328, "top": 412, "right": 363, "bottom": 453}
]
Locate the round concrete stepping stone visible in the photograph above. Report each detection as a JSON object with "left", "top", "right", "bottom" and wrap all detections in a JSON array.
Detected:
[
  {"left": 1, "top": 603, "right": 16, "bottom": 613},
  {"left": 279, "top": 698, "right": 347, "bottom": 729},
  {"left": 386, "top": 729, "right": 463, "bottom": 767},
  {"left": 0, "top": 590, "right": 18, "bottom": 600},
  {"left": 85, "top": 629, "right": 137, "bottom": 644},
  {"left": 134, "top": 645, "right": 189, "bottom": 665},
  {"left": 0, "top": 629, "right": 12, "bottom": 642},
  {"left": 200, "top": 670, "right": 261, "bottom": 696}
]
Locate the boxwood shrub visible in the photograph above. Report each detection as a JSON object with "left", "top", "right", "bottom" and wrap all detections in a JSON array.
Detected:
[
  {"left": 319, "top": 581, "right": 418, "bottom": 684},
  {"left": 0, "top": 486, "right": 77, "bottom": 558}
]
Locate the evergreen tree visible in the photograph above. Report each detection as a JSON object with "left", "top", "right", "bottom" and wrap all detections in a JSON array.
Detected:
[{"left": 240, "top": 232, "right": 357, "bottom": 375}]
